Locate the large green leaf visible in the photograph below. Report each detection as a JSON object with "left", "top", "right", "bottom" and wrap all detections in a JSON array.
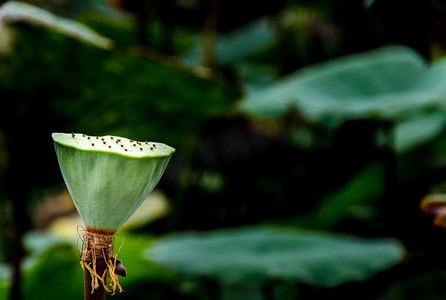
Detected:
[
  {"left": 239, "top": 46, "right": 446, "bottom": 125},
  {"left": 0, "top": 1, "right": 113, "bottom": 49},
  {"left": 394, "top": 111, "right": 446, "bottom": 152},
  {"left": 145, "top": 226, "right": 405, "bottom": 288}
]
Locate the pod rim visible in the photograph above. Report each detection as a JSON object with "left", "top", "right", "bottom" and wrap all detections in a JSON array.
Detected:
[{"left": 52, "top": 132, "right": 175, "bottom": 159}]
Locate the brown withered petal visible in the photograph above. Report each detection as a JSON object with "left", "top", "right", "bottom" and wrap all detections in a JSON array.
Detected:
[
  {"left": 433, "top": 208, "right": 446, "bottom": 228},
  {"left": 420, "top": 194, "right": 446, "bottom": 214},
  {"left": 112, "top": 257, "right": 127, "bottom": 277},
  {"left": 421, "top": 194, "right": 446, "bottom": 228}
]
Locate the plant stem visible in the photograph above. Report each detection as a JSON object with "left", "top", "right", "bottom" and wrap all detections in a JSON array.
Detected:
[
  {"left": 261, "top": 282, "right": 275, "bottom": 300},
  {"left": 10, "top": 216, "right": 23, "bottom": 300},
  {"left": 82, "top": 231, "right": 120, "bottom": 299},
  {"left": 84, "top": 262, "right": 106, "bottom": 300},
  {"left": 201, "top": 0, "right": 220, "bottom": 67},
  {"left": 136, "top": 5, "right": 148, "bottom": 46},
  {"left": 380, "top": 121, "right": 396, "bottom": 228},
  {"left": 6, "top": 158, "right": 29, "bottom": 300}
]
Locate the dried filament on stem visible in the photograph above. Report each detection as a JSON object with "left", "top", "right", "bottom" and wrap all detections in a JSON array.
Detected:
[{"left": 77, "top": 228, "right": 124, "bottom": 295}]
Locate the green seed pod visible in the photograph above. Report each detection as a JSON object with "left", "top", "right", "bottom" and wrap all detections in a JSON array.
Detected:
[{"left": 52, "top": 132, "right": 175, "bottom": 234}]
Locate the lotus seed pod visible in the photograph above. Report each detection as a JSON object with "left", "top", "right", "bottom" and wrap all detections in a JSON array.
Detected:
[{"left": 52, "top": 132, "right": 175, "bottom": 234}]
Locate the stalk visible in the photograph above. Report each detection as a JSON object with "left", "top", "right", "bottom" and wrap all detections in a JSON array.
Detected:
[
  {"left": 80, "top": 230, "right": 123, "bottom": 299},
  {"left": 83, "top": 231, "right": 108, "bottom": 300},
  {"left": 84, "top": 266, "right": 106, "bottom": 300},
  {"left": 200, "top": 0, "right": 220, "bottom": 67}
]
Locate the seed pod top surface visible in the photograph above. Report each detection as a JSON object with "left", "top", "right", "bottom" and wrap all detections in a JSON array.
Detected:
[
  {"left": 52, "top": 132, "right": 174, "bottom": 158},
  {"left": 52, "top": 132, "right": 175, "bottom": 233}
]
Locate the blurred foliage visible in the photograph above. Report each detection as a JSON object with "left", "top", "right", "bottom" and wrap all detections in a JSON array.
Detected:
[
  {"left": 0, "top": 8, "right": 239, "bottom": 146},
  {"left": 2, "top": 0, "right": 446, "bottom": 300},
  {"left": 146, "top": 225, "right": 404, "bottom": 288},
  {"left": 239, "top": 46, "right": 446, "bottom": 126},
  {"left": 288, "top": 163, "right": 385, "bottom": 230}
]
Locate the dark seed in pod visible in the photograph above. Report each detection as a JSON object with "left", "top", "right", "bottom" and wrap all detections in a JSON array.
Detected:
[
  {"left": 124, "top": 149, "right": 128, "bottom": 151},
  {"left": 110, "top": 137, "right": 113, "bottom": 140},
  {"left": 115, "top": 141, "right": 119, "bottom": 144},
  {"left": 91, "top": 143, "right": 95, "bottom": 146},
  {"left": 108, "top": 146, "right": 111, "bottom": 149},
  {"left": 130, "top": 139, "right": 134, "bottom": 142},
  {"left": 103, "top": 141, "right": 106, "bottom": 144},
  {"left": 150, "top": 147, "right": 153, "bottom": 150},
  {"left": 101, "top": 138, "right": 105, "bottom": 141},
  {"left": 82, "top": 134, "right": 86, "bottom": 137},
  {"left": 140, "top": 148, "right": 143, "bottom": 151},
  {"left": 120, "top": 145, "right": 124, "bottom": 147},
  {"left": 133, "top": 144, "right": 136, "bottom": 146},
  {"left": 96, "top": 137, "right": 99, "bottom": 139},
  {"left": 71, "top": 133, "right": 75, "bottom": 138},
  {"left": 145, "top": 141, "right": 148, "bottom": 144},
  {"left": 117, "top": 139, "right": 121, "bottom": 142},
  {"left": 87, "top": 137, "right": 90, "bottom": 140}
]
